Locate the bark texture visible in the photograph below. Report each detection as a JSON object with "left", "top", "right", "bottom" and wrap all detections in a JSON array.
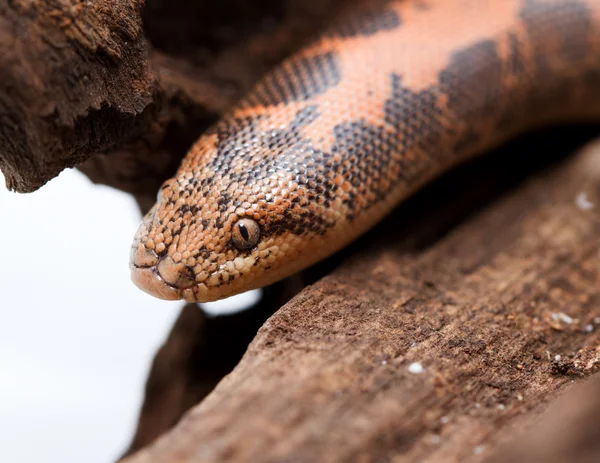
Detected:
[
  {"left": 121, "top": 281, "right": 298, "bottom": 457},
  {"left": 489, "top": 376, "right": 600, "bottom": 463},
  {"left": 123, "top": 129, "right": 600, "bottom": 462},
  {"left": 0, "top": 0, "right": 155, "bottom": 192}
]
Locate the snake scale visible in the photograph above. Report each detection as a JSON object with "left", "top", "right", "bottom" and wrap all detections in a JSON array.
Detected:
[{"left": 130, "top": 0, "right": 600, "bottom": 302}]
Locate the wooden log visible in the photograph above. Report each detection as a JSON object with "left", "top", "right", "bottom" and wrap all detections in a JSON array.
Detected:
[
  {"left": 0, "top": 0, "right": 155, "bottom": 192},
  {"left": 122, "top": 128, "right": 600, "bottom": 462},
  {"left": 121, "top": 281, "right": 298, "bottom": 457},
  {"left": 489, "top": 376, "right": 600, "bottom": 463}
]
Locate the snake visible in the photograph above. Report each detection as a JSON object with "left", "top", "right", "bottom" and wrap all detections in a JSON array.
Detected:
[{"left": 130, "top": 0, "right": 600, "bottom": 303}]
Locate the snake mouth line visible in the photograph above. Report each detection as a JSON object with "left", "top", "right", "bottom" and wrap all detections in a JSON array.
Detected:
[{"left": 130, "top": 264, "right": 183, "bottom": 301}]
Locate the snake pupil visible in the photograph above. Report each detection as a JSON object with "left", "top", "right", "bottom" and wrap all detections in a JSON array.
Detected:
[{"left": 239, "top": 223, "right": 250, "bottom": 241}]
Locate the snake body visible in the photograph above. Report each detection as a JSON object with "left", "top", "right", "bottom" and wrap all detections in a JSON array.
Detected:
[{"left": 131, "top": 0, "right": 600, "bottom": 302}]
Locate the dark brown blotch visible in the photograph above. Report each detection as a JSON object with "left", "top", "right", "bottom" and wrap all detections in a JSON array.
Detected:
[
  {"left": 325, "top": 4, "right": 401, "bottom": 39},
  {"left": 243, "top": 53, "right": 341, "bottom": 107}
]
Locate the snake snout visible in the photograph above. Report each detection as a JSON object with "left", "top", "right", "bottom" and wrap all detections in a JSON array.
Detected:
[{"left": 129, "top": 246, "right": 187, "bottom": 301}]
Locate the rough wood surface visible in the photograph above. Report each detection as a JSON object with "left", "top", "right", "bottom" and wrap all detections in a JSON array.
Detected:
[
  {"left": 124, "top": 130, "right": 600, "bottom": 462},
  {"left": 121, "top": 281, "right": 297, "bottom": 457},
  {"left": 489, "top": 376, "right": 600, "bottom": 463},
  {"left": 0, "top": 0, "right": 155, "bottom": 192}
]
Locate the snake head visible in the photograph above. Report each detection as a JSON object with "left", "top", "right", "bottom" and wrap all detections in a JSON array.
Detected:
[{"left": 129, "top": 129, "right": 336, "bottom": 302}]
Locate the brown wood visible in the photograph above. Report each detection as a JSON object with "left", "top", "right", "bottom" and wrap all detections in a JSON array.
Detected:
[
  {"left": 122, "top": 129, "right": 600, "bottom": 462},
  {"left": 121, "top": 281, "right": 296, "bottom": 458},
  {"left": 489, "top": 376, "right": 600, "bottom": 463},
  {"left": 0, "top": 0, "right": 155, "bottom": 193}
]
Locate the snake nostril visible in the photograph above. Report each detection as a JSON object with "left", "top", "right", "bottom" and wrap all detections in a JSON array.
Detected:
[
  {"left": 156, "top": 257, "right": 196, "bottom": 289},
  {"left": 131, "top": 245, "right": 160, "bottom": 268}
]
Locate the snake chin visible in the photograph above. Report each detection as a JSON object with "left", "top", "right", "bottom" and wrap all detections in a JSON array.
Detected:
[{"left": 130, "top": 265, "right": 182, "bottom": 301}]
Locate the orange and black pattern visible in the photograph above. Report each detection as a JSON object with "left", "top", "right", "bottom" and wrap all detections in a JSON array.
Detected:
[{"left": 131, "top": 0, "right": 600, "bottom": 302}]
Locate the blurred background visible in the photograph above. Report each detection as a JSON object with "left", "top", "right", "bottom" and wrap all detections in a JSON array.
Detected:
[{"left": 0, "top": 169, "right": 184, "bottom": 463}]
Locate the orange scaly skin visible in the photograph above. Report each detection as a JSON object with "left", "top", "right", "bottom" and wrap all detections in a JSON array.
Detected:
[{"left": 131, "top": 0, "right": 600, "bottom": 302}]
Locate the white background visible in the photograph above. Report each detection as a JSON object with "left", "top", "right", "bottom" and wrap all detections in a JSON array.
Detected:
[{"left": 0, "top": 169, "right": 184, "bottom": 463}]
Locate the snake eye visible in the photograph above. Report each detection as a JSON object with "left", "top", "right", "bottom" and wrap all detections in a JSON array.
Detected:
[{"left": 232, "top": 218, "right": 261, "bottom": 250}]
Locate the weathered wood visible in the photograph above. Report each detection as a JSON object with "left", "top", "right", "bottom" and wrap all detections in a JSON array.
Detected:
[
  {"left": 489, "top": 376, "right": 600, "bottom": 463},
  {"left": 0, "top": 0, "right": 155, "bottom": 192},
  {"left": 121, "top": 281, "right": 299, "bottom": 457},
  {"left": 124, "top": 130, "right": 600, "bottom": 462}
]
